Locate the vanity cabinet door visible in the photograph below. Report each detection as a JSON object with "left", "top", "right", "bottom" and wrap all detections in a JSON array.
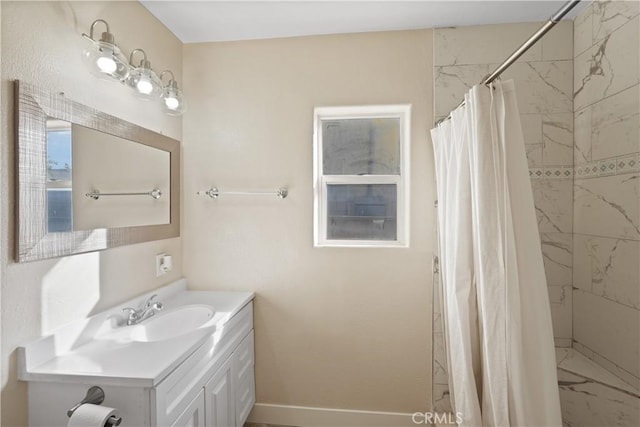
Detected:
[
  {"left": 204, "top": 355, "right": 236, "bottom": 427},
  {"left": 235, "top": 330, "right": 255, "bottom": 427},
  {"left": 172, "top": 389, "right": 205, "bottom": 427}
]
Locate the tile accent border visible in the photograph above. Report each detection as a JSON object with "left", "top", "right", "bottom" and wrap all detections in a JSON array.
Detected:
[
  {"left": 575, "top": 153, "right": 640, "bottom": 179},
  {"left": 529, "top": 153, "right": 640, "bottom": 180},
  {"left": 529, "top": 166, "right": 574, "bottom": 180}
]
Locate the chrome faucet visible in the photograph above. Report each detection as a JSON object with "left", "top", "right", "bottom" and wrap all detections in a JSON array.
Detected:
[{"left": 122, "top": 294, "right": 164, "bottom": 326}]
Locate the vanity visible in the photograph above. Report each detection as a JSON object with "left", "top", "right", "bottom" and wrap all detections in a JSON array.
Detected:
[{"left": 18, "top": 279, "right": 255, "bottom": 427}]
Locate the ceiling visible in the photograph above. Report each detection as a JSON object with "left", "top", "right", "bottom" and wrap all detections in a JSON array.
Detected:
[{"left": 140, "top": 1, "right": 588, "bottom": 44}]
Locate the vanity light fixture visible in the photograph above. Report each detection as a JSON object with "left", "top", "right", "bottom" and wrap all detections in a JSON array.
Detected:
[
  {"left": 81, "top": 20, "right": 186, "bottom": 116},
  {"left": 82, "top": 19, "right": 130, "bottom": 81},
  {"left": 125, "top": 49, "right": 162, "bottom": 100},
  {"left": 160, "top": 70, "right": 186, "bottom": 116}
]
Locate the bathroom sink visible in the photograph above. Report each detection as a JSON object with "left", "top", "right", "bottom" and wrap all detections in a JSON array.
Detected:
[
  {"left": 130, "top": 304, "right": 215, "bottom": 342},
  {"left": 100, "top": 304, "right": 216, "bottom": 343}
]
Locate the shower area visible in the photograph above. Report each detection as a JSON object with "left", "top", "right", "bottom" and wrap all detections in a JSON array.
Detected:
[{"left": 431, "top": 1, "right": 639, "bottom": 425}]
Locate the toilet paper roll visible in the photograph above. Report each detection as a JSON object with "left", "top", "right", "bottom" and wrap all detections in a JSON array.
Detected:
[{"left": 68, "top": 404, "right": 119, "bottom": 427}]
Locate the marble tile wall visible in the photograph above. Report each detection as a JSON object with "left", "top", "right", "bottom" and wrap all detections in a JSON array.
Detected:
[
  {"left": 557, "top": 348, "right": 639, "bottom": 426},
  {"left": 432, "top": 19, "right": 574, "bottom": 412},
  {"left": 431, "top": 2, "right": 640, "bottom": 416},
  {"left": 572, "top": 0, "right": 640, "bottom": 392}
]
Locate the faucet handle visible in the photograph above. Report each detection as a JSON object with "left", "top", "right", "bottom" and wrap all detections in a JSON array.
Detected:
[
  {"left": 122, "top": 307, "right": 138, "bottom": 320},
  {"left": 144, "top": 294, "right": 158, "bottom": 308}
]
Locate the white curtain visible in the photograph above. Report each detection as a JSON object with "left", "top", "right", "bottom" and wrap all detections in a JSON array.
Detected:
[{"left": 431, "top": 80, "right": 561, "bottom": 427}]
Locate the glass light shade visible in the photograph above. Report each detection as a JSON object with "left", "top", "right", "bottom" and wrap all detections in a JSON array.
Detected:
[
  {"left": 82, "top": 40, "right": 130, "bottom": 81},
  {"left": 96, "top": 56, "right": 117, "bottom": 73},
  {"left": 126, "top": 67, "right": 162, "bottom": 100},
  {"left": 162, "top": 86, "right": 186, "bottom": 116}
]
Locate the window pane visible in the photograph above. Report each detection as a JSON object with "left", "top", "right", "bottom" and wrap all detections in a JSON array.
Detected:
[
  {"left": 47, "top": 189, "right": 73, "bottom": 232},
  {"left": 327, "top": 184, "right": 397, "bottom": 241},
  {"left": 323, "top": 118, "right": 400, "bottom": 175},
  {"left": 46, "top": 120, "right": 73, "bottom": 232}
]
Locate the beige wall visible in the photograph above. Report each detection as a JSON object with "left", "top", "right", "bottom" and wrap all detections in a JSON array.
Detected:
[
  {"left": 0, "top": 2, "right": 183, "bottom": 425},
  {"left": 183, "top": 30, "right": 434, "bottom": 413},
  {"left": 572, "top": 0, "right": 640, "bottom": 388}
]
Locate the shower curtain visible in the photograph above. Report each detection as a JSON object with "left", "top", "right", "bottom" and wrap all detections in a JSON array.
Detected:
[{"left": 431, "top": 80, "right": 561, "bottom": 426}]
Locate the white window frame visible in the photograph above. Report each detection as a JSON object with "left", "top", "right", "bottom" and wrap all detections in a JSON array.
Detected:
[{"left": 313, "top": 105, "right": 411, "bottom": 248}]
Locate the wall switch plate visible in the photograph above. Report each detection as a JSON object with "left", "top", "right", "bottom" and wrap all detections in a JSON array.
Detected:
[{"left": 156, "top": 253, "right": 172, "bottom": 276}]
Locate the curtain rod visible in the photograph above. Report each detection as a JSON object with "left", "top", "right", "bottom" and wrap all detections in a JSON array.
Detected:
[{"left": 435, "top": 0, "right": 581, "bottom": 126}]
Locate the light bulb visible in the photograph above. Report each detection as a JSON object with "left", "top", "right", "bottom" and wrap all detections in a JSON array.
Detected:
[
  {"left": 136, "top": 78, "right": 153, "bottom": 95},
  {"left": 164, "top": 96, "right": 179, "bottom": 110},
  {"left": 82, "top": 21, "right": 130, "bottom": 81},
  {"left": 161, "top": 81, "right": 185, "bottom": 116},
  {"left": 96, "top": 56, "right": 117, "bottom": 73}
]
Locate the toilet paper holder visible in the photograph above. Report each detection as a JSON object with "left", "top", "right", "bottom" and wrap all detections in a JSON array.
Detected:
[{"left": 67, "top": 386, "right": 122, "bottom": 426}]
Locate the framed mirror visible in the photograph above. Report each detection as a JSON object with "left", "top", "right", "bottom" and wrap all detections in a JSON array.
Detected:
[{"left": 14, "top": 80, "right": 180, "bottom": 262}]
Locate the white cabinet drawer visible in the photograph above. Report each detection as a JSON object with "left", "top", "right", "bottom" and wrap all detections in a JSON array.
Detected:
[
  {"left": 153, "top": 302, "right": 253, "bottom": 426},
  {"left": 235, "top": 330, "right": 254, "bottom": 383}
]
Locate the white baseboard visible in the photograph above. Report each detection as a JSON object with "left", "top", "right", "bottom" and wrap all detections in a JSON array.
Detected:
[{"left": 247, "top": 403, "right": 454, "bottom": 427}]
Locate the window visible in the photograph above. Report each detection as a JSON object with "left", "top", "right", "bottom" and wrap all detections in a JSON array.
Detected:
[{"left": 313, "top": 105, "right": 410, "bottom": 247}]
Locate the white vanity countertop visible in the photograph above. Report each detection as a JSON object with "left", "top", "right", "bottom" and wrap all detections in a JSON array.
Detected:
[{"left": 18, "top": 279, "right": 254, "bottom": 387}]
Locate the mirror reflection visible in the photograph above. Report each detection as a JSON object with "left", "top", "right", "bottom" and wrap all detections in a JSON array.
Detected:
[
  {"left": 46, "top": 118, "right": 170, "bottom": 232},
  {"left": 46, "top": 120, "right": 73, "bottom": 232}
]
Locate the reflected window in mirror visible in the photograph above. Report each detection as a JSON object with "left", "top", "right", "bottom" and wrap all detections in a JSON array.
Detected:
[{"left": 46, "top": 119, "right": 73, "bottom": 232}]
